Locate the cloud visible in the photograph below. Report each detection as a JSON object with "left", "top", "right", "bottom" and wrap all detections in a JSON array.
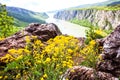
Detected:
[{"left": 0, "top": 0, "right": 107, "bottom": 12}]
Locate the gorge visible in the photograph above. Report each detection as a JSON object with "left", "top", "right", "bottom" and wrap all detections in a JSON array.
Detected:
[
  {"left": 1, "top": 0, "right": 120, "bottom": 79},
  {"left": 54, "top": 9, "right": 120, "bottom": 30},
  {"left": 46, "top": 13, "right": 87, "bottom": 37}
]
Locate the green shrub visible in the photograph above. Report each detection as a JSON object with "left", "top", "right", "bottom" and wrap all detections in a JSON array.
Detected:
[
  {"left": 0, "top": 4, "right": 16, "bottom": 37},
  {"left": 0, "top": 4, "right": 20, "bottom": 38},
  {"left": 85, "top": 26, "right": 108, "bottom": 44},
  {"left": 80, "top": 40, "right": 100, "bottom": 68}
]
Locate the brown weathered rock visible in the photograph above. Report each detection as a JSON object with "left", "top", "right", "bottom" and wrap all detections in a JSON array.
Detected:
[
  {"left": 0, "top": 23, "right": 62, "bottom": 57},
  {"left": 62, "top": 66, "right": 118, "bottom": 80},
  {"left": 97, "top": 25, "right": 120, "bottom": 77}
]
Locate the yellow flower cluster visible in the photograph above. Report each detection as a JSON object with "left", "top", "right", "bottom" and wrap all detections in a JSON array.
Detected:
[
  {"left": 0, "top": 54, "right": 14, "bottom": 63},
  {"left": 95, "top": 29, "right": 107, "bottom": 37},
  {"left": 80, "top": 40, "right": 100, "bottom": 68},
  {"left": 40, "top": 74, "right": 48, "bottom": 80},
  {"left": 0, "top": 48, "right": 30, "bottom": 63},
  {"left": 43, "top": 35, "right": 80, "bottom": 66},
  {"left": 0, "top": 35, "right": 81, "bottom": 80},
  {"left": 0, "top": 37, "right": 4, "bottom": 41},
  {"left": 39, "top": 35, "right": 80, "bottom": 79}
]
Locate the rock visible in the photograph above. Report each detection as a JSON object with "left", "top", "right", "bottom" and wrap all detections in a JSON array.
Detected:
[
  {"left": 0, "top": 23, "right": 62, "bottom": 57},
  {"left": 77, "top": 37, "right": 85, "bottom": 46},
  {"left": 62, "top": 25, "right": 120, "bottom": 79},
  {"left": 97, "top": 25, "right": 120, "bottom": 77},
  {"left": 62, "top": 66, "right": 118, "bottom": 80}
]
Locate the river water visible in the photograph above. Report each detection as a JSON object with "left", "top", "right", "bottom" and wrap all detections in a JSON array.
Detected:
[{"left": 46, "top": 13, "right": 87, "bottom": 37}]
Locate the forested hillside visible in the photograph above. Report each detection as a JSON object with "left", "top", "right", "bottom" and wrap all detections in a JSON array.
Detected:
[{"left": 7, "top": 6, "right": 49, "bottom": 27}]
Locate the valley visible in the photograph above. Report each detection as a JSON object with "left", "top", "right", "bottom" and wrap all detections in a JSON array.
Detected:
[
  {"left": 46, "top": 13, "right": 87, "bottom": 37},
  {"left": 0, "top": 0, "right": 120, "bottom": 80}
]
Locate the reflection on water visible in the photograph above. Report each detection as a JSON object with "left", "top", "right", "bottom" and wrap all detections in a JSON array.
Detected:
[{"left": 46, "top": 13, "right": 87, "bottom": 37}]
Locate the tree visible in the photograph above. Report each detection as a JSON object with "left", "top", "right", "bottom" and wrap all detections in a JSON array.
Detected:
[{"left": 0, "top": 4, "right": 14, "bottom": 37}]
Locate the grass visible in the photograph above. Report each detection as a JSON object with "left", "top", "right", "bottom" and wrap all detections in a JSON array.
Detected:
[{"left": 70, "top": 18, "right": 94, "bottom": 28}]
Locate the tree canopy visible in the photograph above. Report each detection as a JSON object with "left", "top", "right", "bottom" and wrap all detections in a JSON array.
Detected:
[{"left": 0, "top": 4, "right": 14, "bottom": 37}]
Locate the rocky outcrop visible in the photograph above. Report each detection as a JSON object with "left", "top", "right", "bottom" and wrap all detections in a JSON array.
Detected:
[
  {"left": 0, "top": 23, "right": 62, "bottom": 57},
  {"left": 62, "top": 25, "right": 120, "bottom": 79},
  {"left": 54, "top": 9, "right": 120, "bottom": 29},
  {"left": 97, "top": 25, "right": 120, "bottom": 77}
]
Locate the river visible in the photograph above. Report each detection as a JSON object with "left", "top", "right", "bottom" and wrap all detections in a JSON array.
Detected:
[{"left": 46, "top": 13, "right": 87, "bottom": 37}]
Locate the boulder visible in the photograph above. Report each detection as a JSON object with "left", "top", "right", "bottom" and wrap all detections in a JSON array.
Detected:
[
  {"left": 0, "top": 23, "right": 62, "bottom": 57},
  {"left": 97, "top": 25, "right": 120, "bottom": 77},
  {"left": 62, "top": 66, "right": 118, "bottom": 80}
]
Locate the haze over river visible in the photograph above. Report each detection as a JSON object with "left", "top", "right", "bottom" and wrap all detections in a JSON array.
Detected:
[{"left": 46, "top": 13, "right": 87, "bottom": 37}]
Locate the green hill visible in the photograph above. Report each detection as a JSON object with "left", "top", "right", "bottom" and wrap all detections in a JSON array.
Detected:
[{"left": 7, "top": 6, "right": 49, "bottom": 27}]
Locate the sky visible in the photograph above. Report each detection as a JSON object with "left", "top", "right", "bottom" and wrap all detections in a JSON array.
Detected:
[{"left": 0, "top": 0, "right": 107, "bottom": 12}]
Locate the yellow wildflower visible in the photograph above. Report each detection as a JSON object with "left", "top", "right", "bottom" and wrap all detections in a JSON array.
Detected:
[
  {"left": 25, "top": 36, "right": 31, "bottom": 43},
  {"left": 67, "top": 49, "right": 73, "bottom": 54},
  {"left": 32, "top": 35, "right": 37, "bottom": 39},
  {"left": 98, "top": 54, "right": 103, "bottom": 60},
  {"left": 70, "top": 69, "right": 75, "bottom": 72},
  {"left": 95, "top": 29, "right": 107, "bottom": 37},
  {"left": 45, "top": 58, "right": 51, "bottom": 63},
  {"left": 95, "top": 30, "right": 102, "bottom": 35},
  {"left": 16, "top": 55, "right": 23, "bottom": 60},
  {"left": 18, "top": 49, "right": 24, "bottom": 54},
  {"left": 0, "top": 37, "right": 4, "bottom": 41},
  {"left": 4, "top": 76, "right": 8, "bottom": 79},
  {"left": 0, "top": 54, "right": 14, "bottom": 63},
  {"left": 36, "top": 60, "right": 41, "bottom": 64},
  {"left": 34, "top": 40, "right": 41, "bottom": 45},
  {"left": 89, "top": 40, "right": 96, "bottom": 45},
  {"left": 23, "top": 49, "right": 30, "bottom": 54},
  {"left": 66, "top": 78, "right": 69, "bottom": 80},
  {"left": 16, "top": 73, "right": 20, "bottom": 79},
  {"left": 8, "top": 49, "right": 17, "bottom": 54},
  {"left": 59, "top": 72, "right": 63, "bottom": 74},
  {"left": 0, "top": 76, "right": 2, "bottom": 79},
  {"left": 43, "top": 74, "right": 48, "bottom": 78},
  {"left": 40, "top": 77, "right": 44, "bottom": 80}
]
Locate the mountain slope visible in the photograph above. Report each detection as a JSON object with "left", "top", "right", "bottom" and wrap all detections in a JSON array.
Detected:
[
  {"left": 107, "top": 1, "right": 120, "bottom": 6},
  {"left": 72, "top": 0, "right": 120, "bottom": 9},
  {"left": 7, "top": 6, "right": 49, "bottom": 27}
]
